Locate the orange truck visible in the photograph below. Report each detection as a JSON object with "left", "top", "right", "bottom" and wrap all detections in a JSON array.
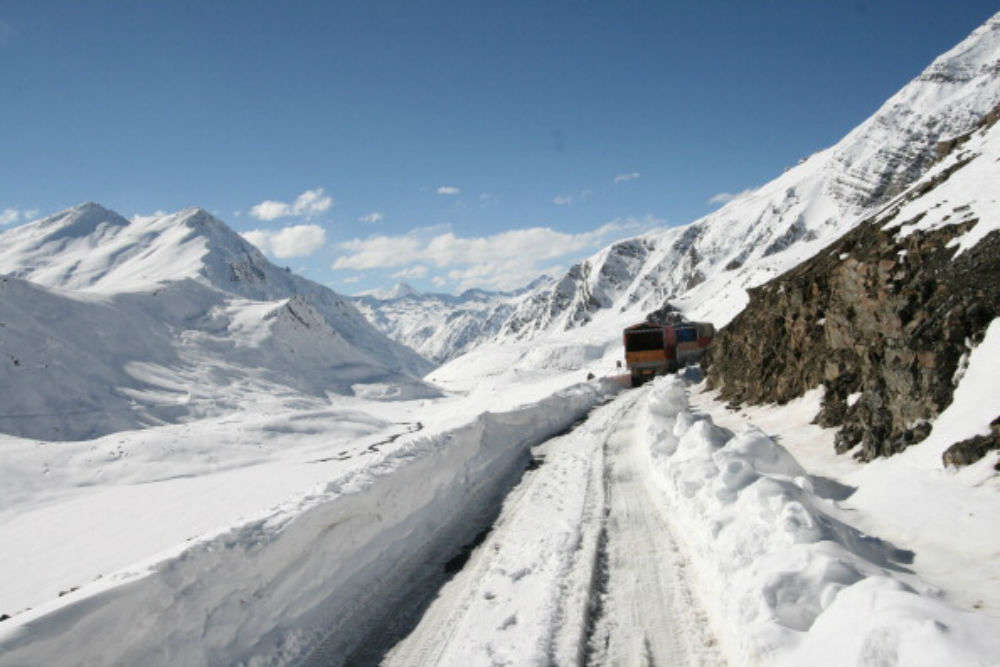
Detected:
[{"left": 623, "top": 321, "right": 714, "bottom": 386}]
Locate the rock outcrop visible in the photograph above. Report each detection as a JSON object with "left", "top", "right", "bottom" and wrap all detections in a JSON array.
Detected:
[{"left": 705, "top": 105, "right": 1000, "bottom": 463}]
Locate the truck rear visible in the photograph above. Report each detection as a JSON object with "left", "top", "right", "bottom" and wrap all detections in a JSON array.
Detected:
[
  {"left": 623, "top": 320, "right": 715, "bottom": 387},
  {"left": 623, "top": 323, "right": 677, "bottom": 386}
]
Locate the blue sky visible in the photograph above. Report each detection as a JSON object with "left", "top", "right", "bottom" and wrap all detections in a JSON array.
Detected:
[{"left": 1, "top": 1, "right": 997, "bottom": 294}]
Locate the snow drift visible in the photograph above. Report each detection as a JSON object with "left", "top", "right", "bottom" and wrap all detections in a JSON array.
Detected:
[{"left": 639, "top": 376, "right": 1000, "bottom": 667}]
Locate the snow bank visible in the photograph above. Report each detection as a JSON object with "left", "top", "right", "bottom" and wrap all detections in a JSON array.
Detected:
[
  {"left": 639, "top": 376, "right": 1000, "bottom": 667},
  {"left": 0, "top": 380, "right": 616, "bottom": 667}
]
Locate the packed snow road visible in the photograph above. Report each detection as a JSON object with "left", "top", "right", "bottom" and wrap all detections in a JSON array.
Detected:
[{"left": 378, "top": 387, "right": 724, "bottom": 667}]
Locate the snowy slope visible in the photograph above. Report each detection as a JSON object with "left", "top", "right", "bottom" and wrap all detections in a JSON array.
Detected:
[
  {"left": 352, "top": 277, "right": 551, "bottom": 363},
  {"left": 448, "top": 12, "right": 1000, "bottom": 358},
  {"left": 0, "top": 204, "right": 435, "bottom": 439}
]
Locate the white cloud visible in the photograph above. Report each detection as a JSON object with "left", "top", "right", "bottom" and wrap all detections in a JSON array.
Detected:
[
  {"left": 249, "top": 200, "right": 290, "bottom": 221},
  {"left": 292, "top": 188, "right": 333, "bottom": 216},
  {"left": 332, "top": 217, "right": 659, "bottom": 291},
  {"left": 708, "top": 189, "right": 754, "bottom": 205},
  {"left": 553, "top": 189, "right": 592, "bottom": 206},
  {"left": 391, "top": 265, "right": 428, "bottom": 279},
  {"left": 131, "top": 210, "right": 167, "bottom": 224},
  {"left": 241, "top": 224, "right": 327, "bottom": 258},
  {"left": 241, "top": 230, "right": 270, "bottom": 251},
  {"left": 614, "top": 172, "right": 640, "bottom": 184},
  {"left": 249, "top": 187, "right": 334, "bottom": 221},
  {"left": 0, "top": 206, "right": 42, "bottom": 225},
  {"left": 436, "top": 186, "right": 461, "bottom": 195},
  {"left": 0, "top": 208, "right": 21, "bottom": 225},
  {"left": 358, "top": 211, "right": 383, "bottom": 223},
  {"left": 431, "top": 276, "right": 448, "bottom": 287},
  {"left": 233, "top": 210, "right": 242, "bottom": 218},
  {"left": 342, "top": 275, "right": 361, "bottom": 284}
]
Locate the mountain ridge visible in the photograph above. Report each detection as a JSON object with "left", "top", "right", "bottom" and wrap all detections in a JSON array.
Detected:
[{"left": 0, "top": 204, "right": 436, "bottom": 440}]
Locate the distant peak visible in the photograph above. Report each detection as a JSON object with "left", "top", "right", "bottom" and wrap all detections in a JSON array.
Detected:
[
  {"left": 525, "top": 274, "right": 553, "bottom": 289},
  {"left": 361, "top": 282, "right": 420, "bottom": 300},
  {"left": 72, "top": 201, "right": 118, "bottom": 216},
  {"left": 52, "top": 202, "right": 130, "bottom": 227},
  {"left": 176, "top": 206, "right": 216, "bottom": 223},
  {"left": 387, "top": 282, "right": 418, "bottom": 299}
]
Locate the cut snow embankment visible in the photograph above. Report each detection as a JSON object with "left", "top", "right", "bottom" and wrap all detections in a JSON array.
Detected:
[
  {"left": 0, "top": 380, "right": 618, "bottom": 667},
  {"left": 639, "top": 376, "right": 1000, "bottom": 667}
]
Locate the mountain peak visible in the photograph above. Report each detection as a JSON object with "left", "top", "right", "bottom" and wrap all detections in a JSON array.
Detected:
[
  {"left": 74, "top": 201, "right": 116, "bottom": 214},
  {"left": 362, "top": 282, "right": 420, "bottom": 300},
  {"left": 390, "top": 282, "right": 418, "bottom": 298},
  {"left": 31, "top": 201, "right": 131, "bottom": 239},
  {"left": 0, "top": 203, "right": 257, "bottom": 294}
]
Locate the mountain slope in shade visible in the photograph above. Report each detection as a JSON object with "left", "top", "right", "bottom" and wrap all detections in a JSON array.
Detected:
[
  {"left": 0, "top": 204, "right": 436, "bottom": 440},
  {"left": 352, "top": 277, "right": 552, "bottom": 364}
]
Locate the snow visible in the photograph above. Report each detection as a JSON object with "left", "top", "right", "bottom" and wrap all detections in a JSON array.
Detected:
[
  {"left": 691, "top": 343, "right": 1000, "bottom": 621},
  {"left": 642, "top": 376, "right": 1000, "bottom": 667},
  {"left": 891, "top": 119, "right": 1000, "bottom": 259},
  {"left": 381, "top": 388, "right": 725, "bottom": 667},
  {"left": 0, "top": 205, "right": 435, "bottom": 440},
  {"left": 902, "top": 318, "right": 1000, "bottom": 470},
  {"left": 0, "top": 380, "right": 616, "bottom": 666},
  {"left": 352, "top": 277, "right": 552, "bottom": 364},
  {"left": 1, "top": 12, "right": 999, "bottom": 667}
]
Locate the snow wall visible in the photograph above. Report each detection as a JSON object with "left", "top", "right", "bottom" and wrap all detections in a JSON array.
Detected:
[{"left": 0, "top": 380, "right": 617, "bottom": 667}]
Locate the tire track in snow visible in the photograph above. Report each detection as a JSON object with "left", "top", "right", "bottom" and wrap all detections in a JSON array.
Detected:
[
  {"left": 377, "top": 388, "right": 723, "bottom": 666},
  {"left": 581, "top": 388, "right": 725, "bottom": 667},
  {"left": 341, "top": 398, "right": 618, "bottom": 667},
  {"left": 379, "top": 392, "right": 638, "bottom": 667}
]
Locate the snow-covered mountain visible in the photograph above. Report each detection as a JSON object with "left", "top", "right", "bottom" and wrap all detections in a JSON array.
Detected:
[
  {"left": 353, "top": 277, "right": 552, "bottom": 363},
  {"left": 491, "top": 12, "right": 1000, "bottom": 341},
  {"left": 0, "top": 203, "right": 436, "bottom": 440}
]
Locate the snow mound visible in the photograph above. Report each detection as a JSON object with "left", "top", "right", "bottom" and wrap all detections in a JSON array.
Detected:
[
  {"left": 640, "top": 376, "right": 1000, "bottom": 667},
  {"left": 0, "top": 381, "right": 617, "bottom": 667}
]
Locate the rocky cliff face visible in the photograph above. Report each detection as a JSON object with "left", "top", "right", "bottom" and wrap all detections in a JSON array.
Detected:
[{"left": 705, "top": 105, "right": 1000, "bottom": 464}]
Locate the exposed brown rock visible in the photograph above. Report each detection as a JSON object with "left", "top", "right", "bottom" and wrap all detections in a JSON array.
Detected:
[
  {"left": 704, "top": 200, "right": 1000, "bottom": 463},
  {"left": 942, "top": 416, "right": 1000, "bottom": 467},
  {"left": 704, "top": 103, "right": 1000, "bottom": 464}
]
